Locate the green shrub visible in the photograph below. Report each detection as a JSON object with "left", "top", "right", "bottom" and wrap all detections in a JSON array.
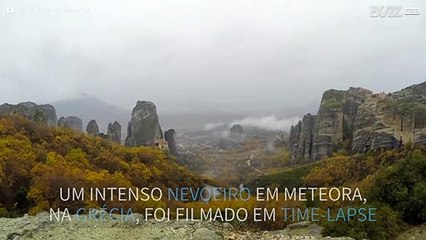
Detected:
[
  {"left": 370, "top": 150, "right": 426, "bottom": 223},
  {"left": 0, "top": 207, "right": 9, "bottom": 217},
  {"left": 322, "top": 205, "right": 406, "bottom": 240}
]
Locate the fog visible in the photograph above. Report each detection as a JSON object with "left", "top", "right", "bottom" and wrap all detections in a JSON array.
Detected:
[
  {"left": 231, "top": 115, "right": 300, "bottom": 131},
  {"left": 1, "top": 0, "right": 426, "bottom": 117},
  {"left": 204, "top": 115, "right": 300, "bottom": 131}
]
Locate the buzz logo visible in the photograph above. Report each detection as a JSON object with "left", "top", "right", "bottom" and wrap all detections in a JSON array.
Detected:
[
  {"left": 370, "top": 6, "right": 420, "bottom": 18},
  {"left": 5, "top": 7, "right": 15, "bottom": 14}
]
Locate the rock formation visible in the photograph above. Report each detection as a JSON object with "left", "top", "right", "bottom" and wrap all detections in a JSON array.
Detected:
[
  {"left": 124, "top": 121, "right": 134, "bottom": 146},
  {"left": 289, "top": 114, "right": 316, "bottom": 161},
  {"left": 289, "top": 82, "right": 426, "bottom": 162},
  {"left": 274, "top": 133, "right": 287, "bottom": 148},
  {"left": 0, "top": 211, "right": 355, "bottom": 240},
  {"left": 58, "top": 116, "right": 83, "bottom": 131},
  {"left": 124, "top": 101, "right": 163, "bottom": 147},
  {"left": 311, "top": 87, "right": 370, "bottom": 160},
  {"left": 215, "top": 124, "right": 247, "bottom": 150},
  {"left": 164, "top": 129, "right": 178, "bottom": 157},
  {"left": 0, "top": 102, "right": 57, "bottom": 126},
  {"left": 107, "top": 121, "right": 122, "bottom": 144},
  {"left": 230, "top": 124, "right": 244, "bottom": 136},
  {"left": 86, "top": 120, "right": 100, "bottom": 136}
]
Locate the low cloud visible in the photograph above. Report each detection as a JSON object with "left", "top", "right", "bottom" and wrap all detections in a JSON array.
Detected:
[
  {"left": 231, "top": 115, "right": 300, "bottom": 131},
  {"left": 203, "top": 122, "right": 226, "bottom": 131},
  {"left": 203, "top": 115, "right": 300, "bottom": 132}
]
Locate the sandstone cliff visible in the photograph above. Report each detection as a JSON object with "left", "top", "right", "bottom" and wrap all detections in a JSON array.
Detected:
[
  {"left": 230, "top": 124, "right": 244, "bottom": 136},
  {"left": 58, "top": 116, "right": 83, "bottom": 131},
  {"left": 86, "top": 120, "right": 100, "bottom": 136},
  {"left": 164, "top": 129, "right": 178, "bottom": 157},
  {"left": 289, "top": 82, "right": 426, "bottom": 162},
  {"left": 0, "top": 102, "right": 57, "bottom": 126},
  {"left": 125, "top": 101, "right": 163, "bottom": 147},
  {"left": 107, "top": 121, "right": 122, "bottom": 144}
]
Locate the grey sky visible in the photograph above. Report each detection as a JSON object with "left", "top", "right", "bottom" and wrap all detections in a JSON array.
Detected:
[{"left": 1, "top": 0, "right": 425, "bottom": 115}]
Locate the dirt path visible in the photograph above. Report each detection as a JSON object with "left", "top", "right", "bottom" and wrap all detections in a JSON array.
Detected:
[{"left": 245, "top": 153, "right": 264, "bottom": 175}]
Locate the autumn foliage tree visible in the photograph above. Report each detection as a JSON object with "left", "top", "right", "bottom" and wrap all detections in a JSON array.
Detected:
[{"left": 0, "top": 116, "right": 202, "bottom": 216}]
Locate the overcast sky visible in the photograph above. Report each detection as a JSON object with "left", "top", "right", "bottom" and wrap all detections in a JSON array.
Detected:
[{"left": 1, "top": 0, "right": 425, "bottom": 115}]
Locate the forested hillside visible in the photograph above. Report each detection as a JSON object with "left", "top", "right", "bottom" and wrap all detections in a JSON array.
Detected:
[{"left": 0, "top": 116, "right": 202, "bottom": 216}]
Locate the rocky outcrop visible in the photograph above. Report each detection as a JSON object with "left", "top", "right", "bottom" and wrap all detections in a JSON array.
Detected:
[
  {"left": 124, "top": 121, "right": 134, "bottom": 146},
  {"left": 274, "top": 134, "right": 287, "bottom": 148},
  {"left": 214, "top": 124, "right": 247, "bottom": 150},
  {"left": 0, "top": 102, "right": 57, "bottom": 126},
  {"left": 311, "top": 87, "right": 370, "bottom": 160},
  {"left": 124, "top": 101, "right": 163, "bottom": 147},
  {"left": 414, "top": 129, "right": 426, "bottom": 145},
  {"left": 86, "top": 120, "right": 100, "bottom": 136},
  {"left": 0, "top": 212, "right": 359, "bottom": 240},
  {"left": 165, "top": 129, "right": 178, "bottom": 157},
  {"left": 107, "top": 121, "right": 121, "bottom": 144},
  {"left": 352, "top": 82, "right": 426, "bottom": 151},
  {"left": 289, "top": 114, "right": 316, "bottom": 161},
  {"left": 289, "top": 88, "right": 370, "bottom": 162},
  {"left": 290, "top": 82, "right": 426, "bottom": 161},
  {"left": 353, "top": 131, "right": 398, "bottom": 152},
  {"left": 58, "top": 116, "right": 83, "bottom": 131},
  {"left": 230, "top": 124, "right": 244, "bottom": 136}
]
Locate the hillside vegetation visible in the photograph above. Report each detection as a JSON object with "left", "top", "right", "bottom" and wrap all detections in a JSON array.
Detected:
[
  {"left": 250, "top": 147, "right": 426, "bottom": 239},
  {"left": 0, "top": 116, "right": 202, "bottom": 216}
]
